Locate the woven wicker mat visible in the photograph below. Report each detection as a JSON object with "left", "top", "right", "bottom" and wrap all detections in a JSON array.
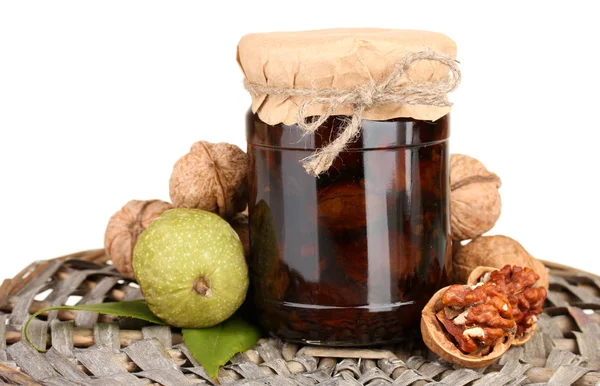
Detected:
[{"left": 1, "top": 250, "right": 599, "bottom": 386}]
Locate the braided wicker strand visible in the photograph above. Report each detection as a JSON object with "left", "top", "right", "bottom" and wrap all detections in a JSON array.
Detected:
[{"left": 1, "top": 251, "right": 600, "bottom": 385}]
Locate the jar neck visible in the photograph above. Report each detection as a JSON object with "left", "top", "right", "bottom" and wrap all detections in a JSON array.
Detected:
[{"left": 246, "top": 110, "right": 450, "bottom": 150}]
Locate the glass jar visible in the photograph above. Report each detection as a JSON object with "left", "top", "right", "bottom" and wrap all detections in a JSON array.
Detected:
[{"left": 246, "top": 110, "right": 452, "bottom": 346}]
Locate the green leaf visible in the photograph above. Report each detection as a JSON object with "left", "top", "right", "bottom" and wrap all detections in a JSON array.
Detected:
[
  {"left": 25, "top": 300, "right": 164, "bottom": 351},
  {"left": 183, "top": 316, "right": 261, "bottom": 380}
]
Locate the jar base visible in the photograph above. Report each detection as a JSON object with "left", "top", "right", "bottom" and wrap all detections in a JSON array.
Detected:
[
  {"left": 268, "top": 333, "right": 420, "bottom": 348},
  {"left": 256, "top": 299, "right": 424, "bottom": 346}
]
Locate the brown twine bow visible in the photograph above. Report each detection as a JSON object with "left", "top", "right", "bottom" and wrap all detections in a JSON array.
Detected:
[{"left": 244, "top": 51, "right": 461, "bottom": 176}]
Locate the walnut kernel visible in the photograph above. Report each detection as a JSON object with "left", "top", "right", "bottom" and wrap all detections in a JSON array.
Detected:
[{"left": 422, "top": 265, "right": 546, "bottom": 368}]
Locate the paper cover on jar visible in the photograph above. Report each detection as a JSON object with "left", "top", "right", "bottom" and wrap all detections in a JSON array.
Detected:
[{"left": 237, "top": 28, "right": 458, "bottom": 125}]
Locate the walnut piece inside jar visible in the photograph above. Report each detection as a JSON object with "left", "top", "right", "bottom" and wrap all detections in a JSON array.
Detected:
[{"left": 421, "top": 265, "right": 547, "bottom": 368}]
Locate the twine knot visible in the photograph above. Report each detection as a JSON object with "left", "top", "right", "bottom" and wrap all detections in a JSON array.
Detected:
[
  {"left": 244, "top": 51, "right": 461, "bottom": 176},
  {"left": 356, "top": 81, "right": 377, "bottom": 106}
]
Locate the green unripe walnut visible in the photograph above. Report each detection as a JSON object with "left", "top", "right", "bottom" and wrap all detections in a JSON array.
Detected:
[{"left": 133, "top": 208, "right": 248, "bottom": 328}]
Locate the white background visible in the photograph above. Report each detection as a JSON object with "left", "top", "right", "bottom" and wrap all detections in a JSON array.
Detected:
[{"left": 1, "top": 1, "right": 599, "bottom": 280}]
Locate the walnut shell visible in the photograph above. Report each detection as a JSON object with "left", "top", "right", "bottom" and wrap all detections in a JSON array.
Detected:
[
  {"left": 229, "top": 212, "right": 249, "bottom": 259},
  {"left": 421, "top": 286, "right": 514, "bottom": 368},
  {"left": 513, "top": 323, "right": 537, "bottom": 347},
  {"left": 454, "top": 235, "right": 549, "bottom": 289},
  {"left": 467, "top": 266, "right": 537, "bottom": 347},
  {"left": 466, "top": 266, "right": 497, "bottom": 286},
  {"left": 450, "top": 154, "right": 502, "bottom": 241},
  {"left": 104, "top": 200, "right": 173, "bottom": 279},
  {"left": 169, "top": 141, "right": 248, "bottom": 219}
]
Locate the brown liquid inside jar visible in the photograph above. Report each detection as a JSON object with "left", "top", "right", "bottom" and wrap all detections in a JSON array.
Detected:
[{"left": 247, "top": 110, "right": 452, "bottom": 346}]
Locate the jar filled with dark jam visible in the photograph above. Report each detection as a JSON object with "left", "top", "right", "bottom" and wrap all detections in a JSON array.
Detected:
[{"left": 246, "top": 111, "right": 452, "bottom": 346}]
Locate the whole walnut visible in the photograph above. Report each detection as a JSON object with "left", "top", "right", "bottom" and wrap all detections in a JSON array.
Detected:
[
  {"left": 104, "top": 199, "right": 173, "bottom": 279},
  {"left": 453, "top": 235, "right": 549, "bottom": 289},
  {"left": 450, "top": 154, "right": 502, "bottom": 241},
  {"left": 229, "top": 212, "right": 249, "bottom": 259},
  {"left": 169, "top": 141, "right": 248, "bottom": 219}
]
